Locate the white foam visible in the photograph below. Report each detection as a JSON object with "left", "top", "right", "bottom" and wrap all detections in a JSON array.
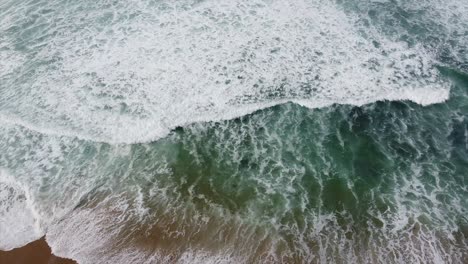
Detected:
[
  {"left": 349, "top": 0, "right": 468, "bottom": 69},
  {"left": 0, "top": 0, "right": 465, "bottom": 262},
  {"left": 0, "top": 169, "right": 43, "bottom": 250},
  {"left": 44, "top": 193, "right": 245, "bottom": 264},
  {"left": 0, "top": 0, "right": 450, "bottom": 144}
]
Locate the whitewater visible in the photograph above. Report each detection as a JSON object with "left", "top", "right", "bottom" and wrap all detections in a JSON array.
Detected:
[
  {"left": 0, "top": 0, "right": 467, "bottom": 263},
  {"left": 0, "top": 0, "right": 457, "bottom": 143}
]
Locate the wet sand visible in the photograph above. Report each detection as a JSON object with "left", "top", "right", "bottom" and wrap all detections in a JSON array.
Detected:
[{"left": 0, "top": 237, "right": 76, "bottom": 264}]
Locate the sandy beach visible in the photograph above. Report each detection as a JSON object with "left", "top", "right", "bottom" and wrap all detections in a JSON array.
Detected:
[{"left": 0, "top": 237, "right": 76, "bottom": 264}]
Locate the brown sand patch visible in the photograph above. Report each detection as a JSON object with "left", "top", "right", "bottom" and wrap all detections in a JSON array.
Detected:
[{"left": 0, "top": 237, "right": 76, "bottom": 264}]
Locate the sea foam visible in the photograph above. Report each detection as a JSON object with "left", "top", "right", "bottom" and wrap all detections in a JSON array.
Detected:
[
  {"left": 0, "top": 169, "right": 43, "bottom": 250},
  {"left": 0, "top": 0, "right": 450, "bottom": 144}
]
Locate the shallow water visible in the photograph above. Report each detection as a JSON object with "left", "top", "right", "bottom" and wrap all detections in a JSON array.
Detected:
[{"left": 0, "top": 0, "right": 467, "bottom": 263}]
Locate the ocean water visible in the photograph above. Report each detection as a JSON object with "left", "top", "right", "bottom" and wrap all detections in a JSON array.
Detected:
[{"left": 0, "top": 0, "right": 467, "bottom": 263}]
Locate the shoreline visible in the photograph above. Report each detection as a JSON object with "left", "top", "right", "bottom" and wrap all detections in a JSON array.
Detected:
[{"left": 0, "top": 237, "right": 76, "bottom": 264}]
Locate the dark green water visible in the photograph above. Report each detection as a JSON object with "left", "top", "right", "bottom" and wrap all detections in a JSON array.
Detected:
[{"left": 0, "top": 0, "right": 467, "bottom": 263}]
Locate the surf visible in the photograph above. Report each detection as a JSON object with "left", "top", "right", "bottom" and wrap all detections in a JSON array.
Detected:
[{"left": 0, "top": 0, "right": 453, "bottom": 144}]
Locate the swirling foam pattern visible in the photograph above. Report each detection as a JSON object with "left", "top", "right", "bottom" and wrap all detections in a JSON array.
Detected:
[{"left": 0, "top": 0, "right": 467, "bottom": 263}]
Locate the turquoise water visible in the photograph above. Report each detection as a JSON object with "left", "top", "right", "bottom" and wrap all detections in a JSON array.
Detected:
[{"left": 0, "top": 0, "right": 467, "bottom": 263}]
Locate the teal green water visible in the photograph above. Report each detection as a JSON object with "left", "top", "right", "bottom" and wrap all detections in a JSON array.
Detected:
[{"left": 0, "top": 0, "right": 467, "bottom": 263}]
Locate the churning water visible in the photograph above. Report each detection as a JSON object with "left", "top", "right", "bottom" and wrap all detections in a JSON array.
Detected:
[{"left": 0, "top": 0, "right": 467, "bottom": 263}]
